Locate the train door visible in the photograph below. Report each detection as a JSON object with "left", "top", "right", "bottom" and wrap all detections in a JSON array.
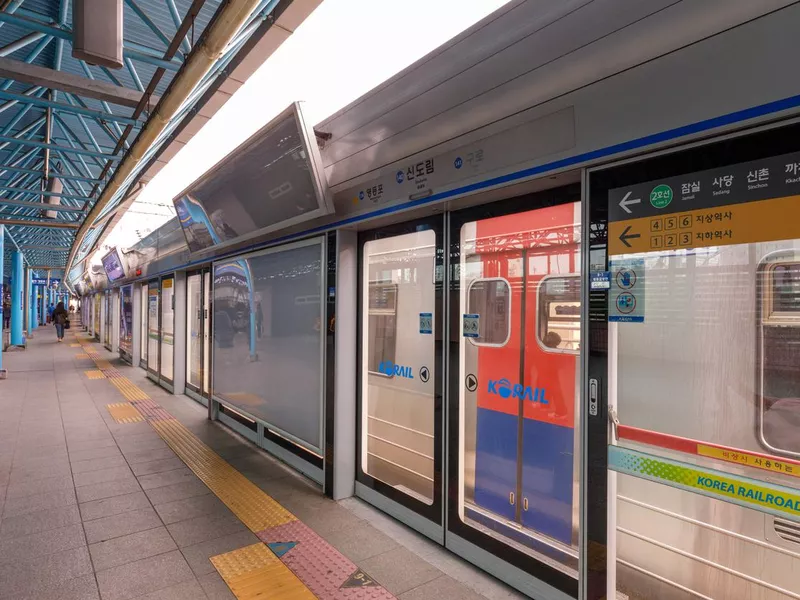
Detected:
[
  {"left": 186, "top": 268, "right": 212, "bottom": 403},
  {"left": 159, "top": 276, "right": 175, "bottom": 390},
  {"left": 448, "top": 190, "right": 581, "bottom": 596},
  {"left": 357, "top": 217, "right": 445, "bottom": 540},
  {"left": 103, "top": 290, "right": 112, "bottom": 350},
  {"left": 139, "top": 283, "right": 148, "bottom": 369},
  {"left": 146, "top": 280, "right": 160, "bottom": 382},
  {"left": 93, "top": 294, "right": 101, "bottom": 340},
  {"left": 587, "top": 124, "right": 800, "bottom": 600}
]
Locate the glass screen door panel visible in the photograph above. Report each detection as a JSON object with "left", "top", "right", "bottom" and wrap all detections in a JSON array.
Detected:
[
  {"left": 358, "top": 220, "right": 444, "bottom": 525},
  {"left": 202, "top": 271, "right": 211, "bottom": 395},
  {"left": 160, "top": 277, "right": 175, "bottom": 383},
  {"left": 140, "top": 283, "right": 148, "bottom": 367},
  {"left": 448, "top": 194, "right": 581, "bottom": 594},
  {"left": 94, "top": 296, "right": 100, "bottom": 339},
  {"left": 588, "top": 125, "right": 800, "bottom": 600},
  {"left": 147, "top": 283, "right": 159, "bottom": 376},
  {"left": 187, "top": 274, "right": 202, "bottom": 391}
]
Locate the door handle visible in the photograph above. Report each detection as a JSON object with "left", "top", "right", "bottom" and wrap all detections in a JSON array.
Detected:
[{"left": 509, "top": 492, "right": 515, "bottom": 506}]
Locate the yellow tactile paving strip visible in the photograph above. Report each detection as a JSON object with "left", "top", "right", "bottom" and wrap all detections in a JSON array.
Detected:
[
  {"left": 70, "top": 333, "right": 314, "bottom": 599},
  {"left": 74, "top": 353, "right": 89, "bottom": 359},
  {"left": 211, "top": 543, "right": 315, "bottom": 600},
  {"left": 84, "top": 369, "right": 105, "bottom": 380},
  {"left": 151, "top": 418, "right": 296, "bottom": 531},
  {"left": 109, "top": 377, "right": 150, "bottom": 402},
  {"left": 106, "top": 402, "right": 144, "bottom": 424}
]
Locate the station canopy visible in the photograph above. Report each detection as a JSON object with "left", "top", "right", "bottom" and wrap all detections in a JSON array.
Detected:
[{"left": 0, "top": 0, "right": 315, "bottom": 288}]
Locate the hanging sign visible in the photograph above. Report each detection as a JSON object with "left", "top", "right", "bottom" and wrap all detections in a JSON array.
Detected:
[{"left": 608, "top": 151, "right": 800, "bottom": 256}]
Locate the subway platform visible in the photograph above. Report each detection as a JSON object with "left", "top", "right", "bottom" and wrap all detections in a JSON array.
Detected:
[{"left": 0, "top": 323, "right": 524, "bottom": 600}]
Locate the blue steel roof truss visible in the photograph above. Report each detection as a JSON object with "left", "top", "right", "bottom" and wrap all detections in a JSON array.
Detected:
[{"left": 0, "top": 0, "right": 231, "bottom": 280}]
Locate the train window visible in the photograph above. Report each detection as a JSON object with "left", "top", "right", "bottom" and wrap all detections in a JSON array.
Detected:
[
  {"left": 367, "top": 282, "right": 398, "bottom": 375},
  {"left": 467, "top": 278, "right": 511, "bottom": 346},
  {"left": 760, "top": 260, "right": 800, "bottom": 456},
  {"left": 537, "top": 275, "right": 580, "bottom": 353}
]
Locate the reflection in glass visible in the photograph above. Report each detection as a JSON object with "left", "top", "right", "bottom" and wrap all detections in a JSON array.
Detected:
[
  {"left": 94, "top": 296, "right": 100, "bottom": 338},
  {"left": 459, "top": 203, "right": 581, "bottom": 574},
  {"left": 140, "top": 284, "right": 148, "bottom": 365},
  {"left": 362, "top": 230, "right": 436, "bottom": 504},
  {"left": 611, "top": 244, "right": 800, "bottom": 600},
  {"left": 147, "top": 286, "right": 159, "bottom": 373},
  {"left": 761, "top": 259, "right": 800, "bottom": 455},
  {"left": 161, "top": 279, "right": 174, "bottom": 382},
  {"left": 173, "top": 112, "right": 326, "bottom": 250},
  {"left": 213, "top": 240, "right": 325, "bottom": 451},
  {"left": 187, "top": 274, "right": 202, "bottom": 389},
  {"left": 119, "top": 286, "right": 133, "bottom": 358}
]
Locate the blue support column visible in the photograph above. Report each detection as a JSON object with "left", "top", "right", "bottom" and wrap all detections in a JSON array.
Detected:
[
  {"left": 40, "top": 286, "right": 46, "bottom": 325},
  {"left": 9, "top": 250, "right": 22, "bottom": 345},
  {"left": 28, "top": 275, "right": 35, "bottom": 334}
]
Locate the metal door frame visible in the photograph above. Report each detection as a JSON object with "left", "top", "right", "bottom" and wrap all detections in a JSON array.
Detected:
[
  {"left": 582, "top": 117, "right": 800, "bottom": 600},
  {"left": 356, "top": 214, "right": 447, "bottom": 543},
  {"left": 445, "top": 185, "right": 581, "bottom": 599},
  {"left": 185, "top": 266, "right": 211, "bottom": 404}
]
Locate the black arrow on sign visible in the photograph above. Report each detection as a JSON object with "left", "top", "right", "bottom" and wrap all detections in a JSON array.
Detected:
[
  {"left": 619, "top": 225, "right": 641, "bottom": 248},
  {"left": 419, "top": 366, "right": 430, "bottom": 383},
  {"left": 465, "top": 374, "right": 478, "bottom": 392}
]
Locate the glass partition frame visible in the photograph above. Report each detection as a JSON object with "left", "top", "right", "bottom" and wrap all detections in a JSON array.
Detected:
[
  {"left": 210, "top": 236, "right": 327, "bottom": 456},
  {"left": 356, "top": 216, "right": 445, "bottom": 528},
  {"left": 446, "top": 187, "right": 582, "bottom": 598},
  {"left": 585, "top": 120, "right": 800, "bottom": 600}
]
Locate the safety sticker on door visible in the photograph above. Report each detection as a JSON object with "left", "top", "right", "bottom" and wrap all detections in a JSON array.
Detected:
[
  {"left": 419, "top": 313, "right": 432, "bottom": 335},
  {"left": 608, "top": 258, "right": 645, "bottom": 323},
  {"left": 463, "top": 314, "right": 480, "bottom": 338}
]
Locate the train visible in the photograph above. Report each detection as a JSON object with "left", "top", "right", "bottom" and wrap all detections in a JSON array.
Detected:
[{"left": 362, "top": 195, "right": 800, "bottom": 598}]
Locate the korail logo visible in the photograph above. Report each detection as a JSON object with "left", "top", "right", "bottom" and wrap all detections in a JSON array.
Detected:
[
  {"left": 378, "top": 361, "right": 414, "bottom": 379},
  {"left": 487, "top": 378, "right": 549, "bottom": 404}
]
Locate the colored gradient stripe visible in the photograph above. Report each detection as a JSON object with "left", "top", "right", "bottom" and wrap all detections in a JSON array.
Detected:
[
  {"left": 71, "top": 332, "right": 396, "bottom": 600},
  {"left": 617, "top": 424, "right": 800, "bottom": 479},
  {"left": 609, "top": 446, "right": 800, "bottom": 521}
]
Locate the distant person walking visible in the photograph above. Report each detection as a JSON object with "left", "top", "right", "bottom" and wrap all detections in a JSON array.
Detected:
[
  {"left": 2, "top": 298, "right": 9, "bottom": 329},
  {"left": 53, "top": 301, "right": 68, "bottom": 342},
  {"left": 47, "top": 303, "right": 55, "bottom": 324}
]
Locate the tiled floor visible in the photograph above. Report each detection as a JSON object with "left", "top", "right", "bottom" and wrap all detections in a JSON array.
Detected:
[{"left": 0, "top": 325, "right": 527, "bottom": 600}]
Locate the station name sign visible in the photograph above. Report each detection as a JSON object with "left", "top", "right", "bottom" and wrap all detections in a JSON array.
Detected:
[{"left": 608, "top": 151, "right": 800, "bottom": 255}]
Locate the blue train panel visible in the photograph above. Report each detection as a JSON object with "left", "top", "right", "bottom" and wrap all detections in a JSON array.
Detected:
[
  {"left": 521, "top": 418, "right": 574, "bottom": 544},
  {"left": 474, "top": 407, "right": 518, "bottom": 521}
]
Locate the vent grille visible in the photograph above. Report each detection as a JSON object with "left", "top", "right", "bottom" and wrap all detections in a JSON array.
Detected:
[{"left": 774, "top": 518, "right": 800, "bottom": 545}]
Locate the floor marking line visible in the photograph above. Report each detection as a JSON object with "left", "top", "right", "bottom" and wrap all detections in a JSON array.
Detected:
[{"left": 74, "top": 337, "right": 397, "bottom": 600}]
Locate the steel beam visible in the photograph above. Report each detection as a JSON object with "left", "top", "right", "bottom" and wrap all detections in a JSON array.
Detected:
[
  {"left": 0, "top": 57, "right": 157, "bottom": 109},
  {"left": 0, "top": 185, "right": 91, "bottom": 201},
  {"left": 0, "top": 218, "right": 79, "bottom": 229},
  {"left": 0, "top": 164, "right": 100, "bottom": 183},
  {"left": 0, "top": 135, "right": 120, "bottom": 161},
  {"left": 0, "top": 197, "right": 83, "bottom": 212},
  {"left": 0, "top": 32, "right": 46, "bottom": 57},
  {"left": 0, "top": 89, "right": 141, "bottom": 125},
  {"left": 21, "top": 245, "right": 70, "bottom": 250},
  {"left": 0, "top": 12, "right": 182, "bottom": 71}
]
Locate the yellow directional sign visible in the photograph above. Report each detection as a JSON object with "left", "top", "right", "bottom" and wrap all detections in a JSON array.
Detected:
[{"left": 609, "top": 194, "right": 800, "bottom": 255}]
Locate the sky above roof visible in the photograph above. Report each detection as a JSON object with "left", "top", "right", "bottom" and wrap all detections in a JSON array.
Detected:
[{"left": 96, "top": 0, "right": 510, "bottom": 259}]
